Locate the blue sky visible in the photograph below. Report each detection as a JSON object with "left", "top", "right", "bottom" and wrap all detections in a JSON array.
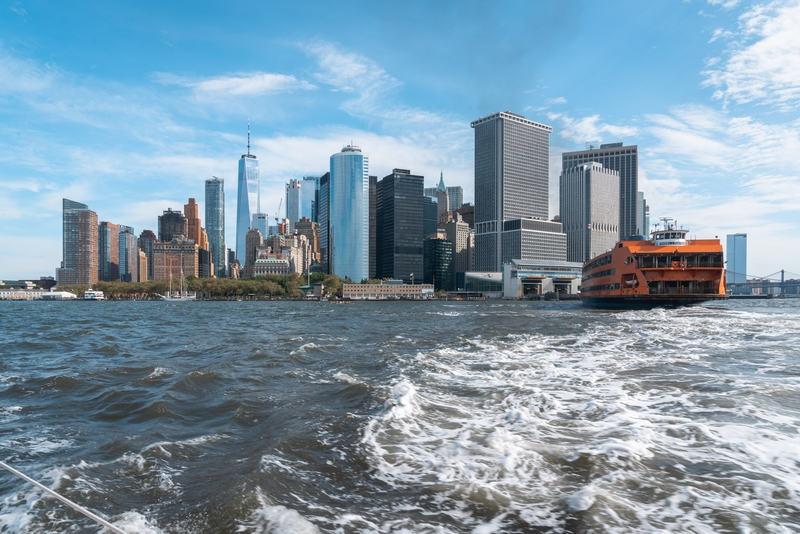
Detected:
[{"left": 2, "top": 0, "right": 799, "bottom": 280}]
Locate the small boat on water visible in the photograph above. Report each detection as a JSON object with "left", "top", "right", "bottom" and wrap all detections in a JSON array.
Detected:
[
  {"left": 159, "top": 268, "right": 195, "bottom": 302},
  {"left": 580, "top": 218, "right": 727, "bottom": 309},
  {"left": 83, "top": 289, "right": 105, "bottom": 301}
]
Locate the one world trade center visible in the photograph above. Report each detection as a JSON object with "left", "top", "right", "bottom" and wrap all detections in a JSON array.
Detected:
[{"left": 236, "top": 121, "right": 260, "bottom": 262}]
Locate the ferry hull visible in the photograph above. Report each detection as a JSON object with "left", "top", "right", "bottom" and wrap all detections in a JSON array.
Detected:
[{"left": 581, "top": 294, "right": 727, "bottom": 309}]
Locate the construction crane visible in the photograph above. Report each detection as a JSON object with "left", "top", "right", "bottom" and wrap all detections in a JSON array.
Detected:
[{"left": 275, "top": 198, "right": 283, "bottom": 233}]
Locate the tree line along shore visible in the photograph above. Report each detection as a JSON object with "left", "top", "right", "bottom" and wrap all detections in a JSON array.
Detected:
[{"left": 58, "top": 273, "right": 344, "bottom": 300}]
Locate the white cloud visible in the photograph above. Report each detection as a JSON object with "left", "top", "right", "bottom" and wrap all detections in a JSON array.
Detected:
[
  {"left": 549, "top": 113, "right": 639, "bottom": 144},
  {"left": 707, "top": 0, "right": 741, "bottom": 8},
  {"left": 153, "top": 72, "right": 316, "bottom": 98},
  {"left": 703, "top": 0, "right": 800, "bottom": 109}
]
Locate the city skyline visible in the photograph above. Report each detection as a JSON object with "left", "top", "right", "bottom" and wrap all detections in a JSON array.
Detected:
[{"left": 2, "top": 1, "right": 799, "bottom": 279}]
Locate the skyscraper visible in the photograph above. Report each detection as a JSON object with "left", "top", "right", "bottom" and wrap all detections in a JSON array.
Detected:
[
  {"left": 446, "top": 214, "right": 471, "bottom": 277},
  {"left": 727, "top": 233, "right": 747, "bottom": 291},
  {"left": 561, "top": 143, "right": 639, "bottom": 238},
  {"left": 118, "top": 225, "right": 138, "bottom": 282},
  {"left": 329, "top": 145, "right": 369, "bottom": 281},
  {"left": 318, "top": 172, "right": 330, "bottom": 273},
  {"left": 435, "top": 171, "right": 450, "bottom": 218},
  {"left": 59, "top": 199, "right": 98, "bottom": 286},
  {"left": 138, "top": 230, "right": 157, "bottom": 281},
  {"left": 286, "top": 179, "right": 302, "bottom": 233},
  {"left": 424, "top": 180, "right": 463, "bottom": 211},
  {"left": 637, "top": 191, "right": 650, "bottom": 237},
  {"left": 236, "top": 121, "right": 260, "bottom": 262},
  {"left": 301, "top": 175, "right": 320, "bottom": 222},
  {"left": 251, "top": 213, "right": 268, "bottom": 237},
  {"left": 422, "top": 197, "right": 438, "bottom": 238},
  {"left": 184, "top": 198, "right": 206, "bottom": 248},
  {"left": 98, "top": 221, "right": 120, "bottom": 281},
  {"left": 158, "top": 208, "right": 187, "bottom": 242},
  {"left": 376, "top": 169, "right": 424, "bottom": 282},
  {"left": 205, "top": 177, "right": 226, "bottom": 278},
  {"left": 559, "top": 162, "right": 620, "bottom": 262},
  {"left": 369, "top": 175, "right": 377, "bottom": 279},
  {"left": 471, "top": 111, "right": 552, "bottom": 271}
]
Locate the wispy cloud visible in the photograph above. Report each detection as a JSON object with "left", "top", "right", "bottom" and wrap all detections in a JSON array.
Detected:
[
  {"left": 548, "top": 113, "right": 639, "bottom": 144},
  {"left": 703, "top": 0, "right": 800, "bottom": 109},
  {"left": 707, "top": 0, "right": 741, "bottom": 9},
  {"left": 9, "top": 4, "right": 26, "bottom": 16},
  {"left": 153, "top": 72, "right": 316, "bottom": 98}
]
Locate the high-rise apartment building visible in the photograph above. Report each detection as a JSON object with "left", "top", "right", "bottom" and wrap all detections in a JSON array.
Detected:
[
  {"left": 184, "top": 198, "right": 207, "bottom": 249},
  {"left": 726, "top": 233, "right": 747, "bottom": 291},
  {"left": 138, "top": 230, "right": 157, "bottom": 281},
  {"left": 376, "top": 169, "right": 424, "bottom": 282},
  {"left": 137, "top": 249, "right": 148, "bottom": 282},
  {"left": 329, "top": 145, "right": 369, "bottom": 281},
  {"left": 301, "top": 175, "right": 320, "bottom": 223},
  {"left": 286, "top": 179, "right": 302, "bottom": 233},
  {"left": 59, "top": 199, "right": 98, "bottom": 286},
  {"left": 559, "top": 162, "right": 620, "bottom": 262},
  {"left": 205, "top": 177, "right": 226, "bottom": 278},
  {"left": 471, "top": 111, "right": 553, "bottom": 271},
  {"left": 98, "top": 221, "right": 120, "bottom": 281},
  {"left": 637, "top": 192, "right": 650, "bottom": 237},
  {"left": 236, "top": 122, "right": 260, "bottom": 262},
  {"left": 562, "top": 143, "right": 640, "bottom": 238},
  {"left": 158, "top": 208, "right": 187, "bottom": 242},
  {"left": 251, "top": 213, "right": 268, "bottom": 237},
  {"left": 118, "top": 225, "right": 138, "bottom": 282}
]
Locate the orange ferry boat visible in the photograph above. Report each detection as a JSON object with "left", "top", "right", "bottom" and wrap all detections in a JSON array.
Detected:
[{"left": 580, "top": 219, "right": 727, "bottom": 308}]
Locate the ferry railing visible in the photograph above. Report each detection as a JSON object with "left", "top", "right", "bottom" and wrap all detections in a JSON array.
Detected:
[{"left": 0, "top": 460, "right": 128, "bottom": 534}]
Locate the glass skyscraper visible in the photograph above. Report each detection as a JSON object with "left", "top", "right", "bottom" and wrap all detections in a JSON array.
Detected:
[
  {"left": 376, "top": 169, "right": 424, "bottom": 282},
  {"left": 727, "top": 233, "right": 747, "bottom": 292},
  {"left": 205, "top": 177, "right": 226, "bottom": 278},
  {"left": 119, "top": 225, "right": 137, "bottom": 282},
  {"left": 236, "top": 123, "right": 260, "bottom": 262},
  {"left": 329, "top": 145, "right": 369, "bottom": 281},
  {"left": 59, "top": 199, "right": 98, "bottom": 286},
  {"left": 301, "top": 175, "right": 320, "bottom": 222}
]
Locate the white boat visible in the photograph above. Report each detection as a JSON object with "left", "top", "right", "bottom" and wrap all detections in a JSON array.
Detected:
[
  {"left": 84, "top": 289, "right": 105, "bottom": 301},
  {"left": 160, "top": 267, "right": 195, "bottom": 301}
]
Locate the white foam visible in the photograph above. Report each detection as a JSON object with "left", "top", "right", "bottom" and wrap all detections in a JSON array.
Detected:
[
  {"left": 112, "top": 511, "right": 164, "bottom": 533},
  {"left": 146, "top": 367, "right": 170, "bottom": 379},
  {"left": 239, "top": 492, "right": 320, "bottom": 533},
  {"left": 332, "top": 372, "right": 359, "bottom": 384}
]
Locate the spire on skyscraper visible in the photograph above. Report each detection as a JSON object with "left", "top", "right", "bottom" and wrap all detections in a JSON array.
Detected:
[
  {"left": 247, "top": 119, "right": 251, "bottom": 157},
  {"left": 437, "top": 171, "right": 446, "bottom": 192}
]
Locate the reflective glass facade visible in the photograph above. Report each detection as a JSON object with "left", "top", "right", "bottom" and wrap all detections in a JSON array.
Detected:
[
  {"left": 376, "top": 170, "right": 424, "bottom": 282},
  {"left": 119, "top": 225, "right": 137, "bottom": 282},
  {"left": 205, "top": 177, "right": 226, "bottom": 278},
  {"left": 301, "top": 175, "right": 319, "bottom": 223},
  {"left": 726, "top": 233, "right": 747, "bottom": 286},
  {"left": 236, "top": 154, "right": 259, "bottom": 261},
  {"left": 329, "top": 146, "right": 369, "bottom": 281},
  {"left": 98, "top": 221, "right": 120, "bottom": 281},
  {"left": 318, "top": 173, "right": 330, "bottom": 273}
]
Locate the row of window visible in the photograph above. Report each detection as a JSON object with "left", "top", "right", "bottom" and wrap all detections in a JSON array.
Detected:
[
  {"left": 583, "top": 254, "right": 613, "bottom": 272},
  {"left": 580, "top": 283, "right": 621, "bottom": 293},
  {"left": 582, "top": 268, "right": 616, "bottom": 282}
]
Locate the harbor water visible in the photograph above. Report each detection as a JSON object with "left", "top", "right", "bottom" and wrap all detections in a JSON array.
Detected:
[{"left": 1, "top": 299, "right": 799, "bottom": 533}]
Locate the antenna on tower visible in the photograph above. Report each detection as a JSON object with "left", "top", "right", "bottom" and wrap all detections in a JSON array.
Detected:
[{"left": 247, "top": 119, "right": 251, "bottom": 157}]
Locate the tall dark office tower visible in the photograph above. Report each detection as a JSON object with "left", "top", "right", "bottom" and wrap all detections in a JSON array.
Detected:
[
  {"left": 423, "top": 238, "right": 454, "bottom": 291},
  {"left": 317, "top": 172, "right": 330, "bottom": 273},
  {"left": 422, "top": 197, "right": 438, "bottom": 238},
  {"left": 376, "top": 169, "right": 424, "bottom": 282},
  {"left": 471, "top": 111, "right": 552, "bottom": 271},
  {"left": 561, "top": 143, "right": 639, "bottom": 238},
  {"left": 158, "top": 208, "right": 187, "bottom": 242},
  {"left": 205, "top": 177, "right": 226, "bottom": 278},
  {"left": 138, "top": 230, "right": 157, "bottom": 281},
  {"left": 58, "top": 199, "right": 98, "bottom": 286},
  {"left": 369, "top": 175, "right": 377, "bottom": 279},
  {"left": 98, "top": 221, "right": 120, "bottom": 281}
]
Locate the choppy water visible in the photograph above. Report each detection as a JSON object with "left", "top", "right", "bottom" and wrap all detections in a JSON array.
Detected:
[{"left": 1, "top": 299, "right": 799, "bottom": 533}]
